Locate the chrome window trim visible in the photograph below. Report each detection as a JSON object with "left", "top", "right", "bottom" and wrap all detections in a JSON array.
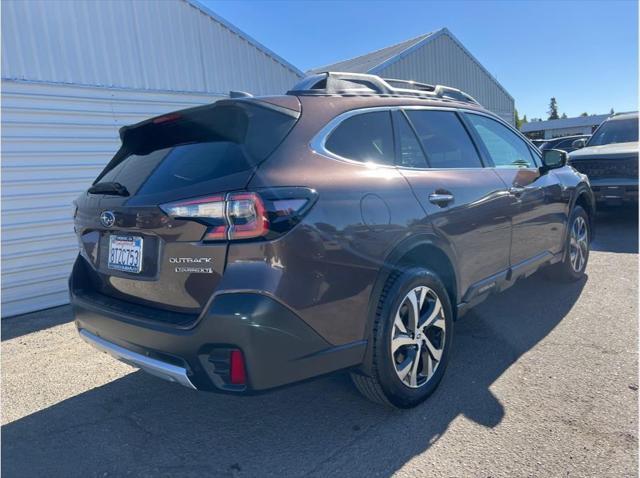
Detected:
[
  {"left": 309, "top": 106, "right": 401, "bottom": 168},
  {"left": 310, "top": 104, "right": 538, "bottom": 170}
]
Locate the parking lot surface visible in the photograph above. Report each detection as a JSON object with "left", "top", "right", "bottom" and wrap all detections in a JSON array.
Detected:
[{"left": 2, "top": 208, "right": 638, "bottom": 478}]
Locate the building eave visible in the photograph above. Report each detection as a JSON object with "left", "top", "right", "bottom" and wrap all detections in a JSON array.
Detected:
[
  {"left": 371, "top": 28, "right": 514, "bottom": 103},
  {"left": 186, "top": 0, "right": 304, "bottom": 78}
]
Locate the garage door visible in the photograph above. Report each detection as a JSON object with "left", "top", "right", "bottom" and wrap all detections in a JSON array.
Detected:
[{"left": 1, "top": 80, "right": 220, "bottom": 317}]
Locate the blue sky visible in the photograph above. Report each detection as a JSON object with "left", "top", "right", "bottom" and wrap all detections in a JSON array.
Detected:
[{"left": 202, "top": 0, "right": 637, "bottom": 120}]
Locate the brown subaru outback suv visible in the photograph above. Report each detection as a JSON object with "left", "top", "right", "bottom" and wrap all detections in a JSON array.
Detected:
[{"left": 71, "top": 72, "right": 595, "bottom": 408}]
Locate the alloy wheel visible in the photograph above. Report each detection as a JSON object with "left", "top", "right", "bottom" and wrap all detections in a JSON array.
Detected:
[
  {"left": 390, "top": 286, "right": 446, "bottom": 388},
  {"left": 569, "top": 216, "right": 588, "bottom": 273}
]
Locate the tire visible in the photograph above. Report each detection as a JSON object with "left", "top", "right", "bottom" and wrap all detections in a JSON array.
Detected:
[
  {"left": 545, "top": 205, "right": 590, "bottom": 282},
  {"left": 351, "top": 268, "right": 454, "bottom": 408}
]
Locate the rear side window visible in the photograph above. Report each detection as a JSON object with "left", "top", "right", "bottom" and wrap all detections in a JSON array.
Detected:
[
  {"left": 465, "top": 113, "right": 535, "bottom": 168},
  {"left": 325, "top": 111, "right": 394, "bottom": 164},
  {"left": 405, "top": 110, "right": 483, "bottom": 168},
  {"left": 95, "top": 101, "right": 298, "bottom": 195}
]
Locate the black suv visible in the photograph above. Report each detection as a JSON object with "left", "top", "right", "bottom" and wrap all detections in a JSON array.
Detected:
[
  {"left": 71, "top": 72, "right": 595, "bottom": 408},
  {"left": 568, "top": 112, "right": 638, "bottom": 205}
]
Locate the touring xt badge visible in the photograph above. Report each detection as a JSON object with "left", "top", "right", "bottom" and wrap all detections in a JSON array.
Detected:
[{"left": 169, "top": 257, "right": 213, "bottom": 274}]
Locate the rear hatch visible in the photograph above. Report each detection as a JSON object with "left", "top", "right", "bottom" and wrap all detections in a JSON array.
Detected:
[{"left": 73, "top": 97, "right": 300, "bottom": 316}]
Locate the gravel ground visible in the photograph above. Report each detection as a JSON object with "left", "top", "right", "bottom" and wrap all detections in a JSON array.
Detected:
[{"left": 2, "top": 207, "right": 638, "bottom": 478}]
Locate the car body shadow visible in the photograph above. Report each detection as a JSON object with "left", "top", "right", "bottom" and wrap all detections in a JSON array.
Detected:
[{"left": 2, "top": 272, "right": 586, "bottom": 477}]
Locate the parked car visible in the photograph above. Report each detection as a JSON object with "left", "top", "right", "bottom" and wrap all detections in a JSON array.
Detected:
[
  {"left": 530, "top": 139, "right": 547, "bottom": 149},
  {"left": 568, "top": 112, "right": 638, "bottom": 205},
  {"left": 71, "top": 72, "right": 595, "bottom": 408},
  {"left": 538, "top": 135, "right": 591, "bottom": 153}
]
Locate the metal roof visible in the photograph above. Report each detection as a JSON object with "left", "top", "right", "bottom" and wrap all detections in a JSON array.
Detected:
[
  {"left": 186, "top": 0, "right": 304, "bottom": 77},
  {"left": 310, "top": 32, "right": 433, "bottom": 74},
  {"left": 521, "top": 113, "right": 611, "bottom": 132},
  {"left": 309, "top": 28, "right": 513, "bottom": 102}
]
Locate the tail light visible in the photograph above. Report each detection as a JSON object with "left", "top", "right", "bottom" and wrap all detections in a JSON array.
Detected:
[
  {"left": 229, "top": 349, "right": 246, "bottom": 385},
  {"left": 160, "top": 188, "right": 316, "bottom": 242}
]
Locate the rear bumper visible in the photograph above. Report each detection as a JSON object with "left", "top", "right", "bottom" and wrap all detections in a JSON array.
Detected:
[{"left": 71, "top": 287, "right": 365, "bottom": 393}]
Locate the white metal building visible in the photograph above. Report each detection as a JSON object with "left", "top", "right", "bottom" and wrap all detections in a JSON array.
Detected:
[
  {"left": 520, "top": 114, "right": 611, "bottom": 140},
  {"left": 311, "top": 28, "right": 515, "bottom": 124},
  {"left": 1, "top": 0, "right": 303, "bottom": 317}
]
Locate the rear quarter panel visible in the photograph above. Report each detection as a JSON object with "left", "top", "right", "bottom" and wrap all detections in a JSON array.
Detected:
[{"left": 233, "top": 103, "right": 430, "bottom": 345}]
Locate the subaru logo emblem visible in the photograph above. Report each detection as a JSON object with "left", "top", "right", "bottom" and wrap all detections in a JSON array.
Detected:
[{"left": 100, "top": 211, "right": 115, "bottom": 228}]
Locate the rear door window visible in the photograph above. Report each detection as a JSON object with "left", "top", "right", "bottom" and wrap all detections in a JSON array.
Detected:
[
  {"left": 404, "top": 110, "right": 483, "bottom": 168},
  {"left": 325, "top": 111, "right": 394, "bottom": 164}
]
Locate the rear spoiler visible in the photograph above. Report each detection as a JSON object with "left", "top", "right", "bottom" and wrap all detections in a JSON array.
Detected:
[{"left": 118, "top": 97, "right": 299, "bottom": 143}]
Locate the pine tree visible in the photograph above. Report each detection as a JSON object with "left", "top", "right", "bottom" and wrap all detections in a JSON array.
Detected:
[
  {"left": 561, "top": 113, "right": 568, "bottom": 119},
  {"left": 548, "top": 97, "right": 559, "bottom": 120}
]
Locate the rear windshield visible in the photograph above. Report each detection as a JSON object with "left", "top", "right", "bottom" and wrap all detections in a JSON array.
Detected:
[
  {"left": 94, "top": 101, "right": 298, "bottom": 195},
  {"left": 587, "top": 118, "right": 638, "bottom": 147}
]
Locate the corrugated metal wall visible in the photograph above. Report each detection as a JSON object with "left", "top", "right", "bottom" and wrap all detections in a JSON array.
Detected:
[
  {"left": 1, "top": 0, "right": 303, "bottom": 317},
  {"left": 1, "top": 0, "right": 301, "bottom": 95},
  {"left": 378, "top": 33, "right": 515, "bottom": 124},
  {"left": 1, "top": 80, "right": 224, "bottom": 317}
]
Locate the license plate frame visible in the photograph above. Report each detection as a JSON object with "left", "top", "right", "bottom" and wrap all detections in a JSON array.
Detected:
[{"left": 108, "top": 235, "right": 143, "bottom": 274}]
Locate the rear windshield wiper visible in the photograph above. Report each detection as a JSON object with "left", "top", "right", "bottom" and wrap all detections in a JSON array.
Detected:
[{"left": 87, "top": 182, "right": 130, "bottom": 196}]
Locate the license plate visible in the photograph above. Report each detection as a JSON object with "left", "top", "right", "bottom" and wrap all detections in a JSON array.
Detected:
[
  {"left": 603, "top": 186, "right": 624, "bottom": 198},
  {"left": 108, "top": 235, "right": 143, "bottom": 273}
]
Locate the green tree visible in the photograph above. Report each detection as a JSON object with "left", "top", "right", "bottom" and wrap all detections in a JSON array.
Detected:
[
  {"left": 548, "top": 97, "right": 559, "bottom": 120},
  {"left": 515, "top": 110, "right": 530, "bottom": 129},
  {"left": 610, "top": 108, "right": 615, "bottom": 115},
  {"left": 580, "top": 112, "right": 589, "bottom": 117},
  {"left": 561, "top": 113, "right": 568, "bottom": 119}
]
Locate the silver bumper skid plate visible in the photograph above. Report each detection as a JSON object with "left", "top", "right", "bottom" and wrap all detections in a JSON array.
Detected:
[{"left": 79, "top": 329, "right": 197, "bottom": 390}]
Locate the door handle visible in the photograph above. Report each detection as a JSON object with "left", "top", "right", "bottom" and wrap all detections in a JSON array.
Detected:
[
  {"left": 509, "top": 186, "right": 526, "bottom": 197},
  {"left": 428, "top": 192, "right": 454, "bottom": 207}
]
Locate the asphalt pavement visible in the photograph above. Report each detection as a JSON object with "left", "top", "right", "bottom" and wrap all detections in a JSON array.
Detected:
[{"left": 2, "top": 207, "right": 638, "bottom": 477}]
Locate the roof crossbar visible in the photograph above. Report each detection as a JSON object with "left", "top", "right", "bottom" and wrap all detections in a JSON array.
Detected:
[{"left": 287, "top": 72, "right": 480, "bottom": 106}]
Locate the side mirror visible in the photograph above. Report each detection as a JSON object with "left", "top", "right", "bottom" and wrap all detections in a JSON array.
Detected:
[
  {"left": 571, "top": 138, "right": 587, "bottom": 149},
  {"left": 541, "top": 149, "right": 567, "bottom": 172}
]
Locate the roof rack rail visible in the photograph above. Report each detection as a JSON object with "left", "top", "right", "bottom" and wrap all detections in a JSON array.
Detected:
[
  {"left": 287, "top": 71, "right": 480, "bottom": 105},
  {"left": 229, "top": 90, "right": 253, "bottom": 98}
]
